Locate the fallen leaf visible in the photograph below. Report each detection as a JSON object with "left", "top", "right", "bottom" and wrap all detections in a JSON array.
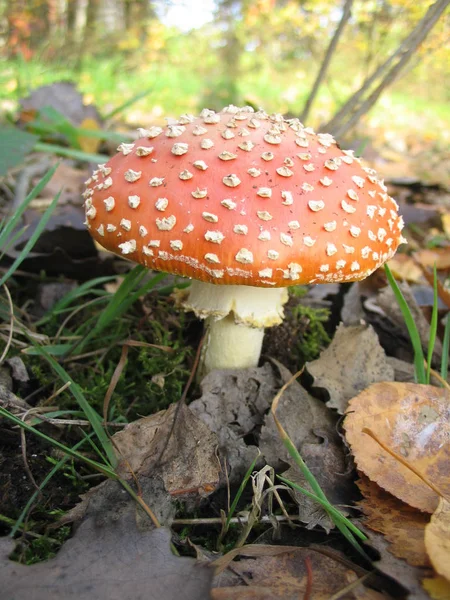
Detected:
[
  {"left": 422, "top": 575, "right": 450, "bottom": 599},
  {"left": 113, "top": 402, "right": 221, "bottom": 498},
  {"left": 345, "top": 382, "right": 450, "bottom": 512},
  {"left": 388, "top": 254, "right": 424, "bottom": 283},
  {"left": 77, "top": 117, "right": 102, "bottom": 153},
  {"left": 356, "top": 475, "right": 431, "bottom": 567},
  {"left": 414, "top": 248, "right": 450, "bottom": 271},
  {"left": 424, "top": 498, "right": 450, "bottom": 580},
  {"left": 307, "top": 324, "right": 394, "bottom": 414},
  {"left": 260, "top": 361, "right": 352, "bottom": 531},
  {"left": 362, "top": 527, "right": 432, "bottom": 600},
  {"left": 0, "top": 479, "right": 212, "bottom": 600},
  {"left": 211, "top": 546, "right": 377, "bottom": 599},
  {"left": 386, "top": 356, "right": 417, "bottom": 383},
  {"left": 442, "top": 214, "right": 450, "bottom": 238},
  {"left": 189, "top": 363, "right": 278, "bottom": 483}
]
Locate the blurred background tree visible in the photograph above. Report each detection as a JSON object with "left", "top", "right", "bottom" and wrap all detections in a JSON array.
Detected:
[{"left": 0, "top": 0, "right": 449, "bottom": 145}]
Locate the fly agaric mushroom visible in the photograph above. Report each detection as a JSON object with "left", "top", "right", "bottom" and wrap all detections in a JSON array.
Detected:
[{"left": 83, "top": 105, "right": 405, "bottom": 376}]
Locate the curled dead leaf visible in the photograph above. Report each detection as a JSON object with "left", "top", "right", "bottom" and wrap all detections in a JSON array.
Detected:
[{"left": 344, "top": 382, "right": 450, "bottom": 513}]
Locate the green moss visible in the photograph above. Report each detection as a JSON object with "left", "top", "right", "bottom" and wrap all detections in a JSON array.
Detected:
[
  {"left": 10, "top": 525, "right": 72, "bottom": 565},
  {"left": 292, "top": 303, "right": 331, "bottom": 364}
]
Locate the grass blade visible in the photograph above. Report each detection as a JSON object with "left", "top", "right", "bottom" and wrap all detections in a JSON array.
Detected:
[
  {"left": 34, "top": 142, "right": 108, "bottom": 164},
  {"left": 36, "top": 275, "right": 115, "bottom": 325},
  {"left": 31, "top": 345, "right": 117, "bottom": 467},
  {"left": 103, "top": 87, "right": 153, "bottom": 120},
  {"left": 384, "top": 264, "right": 426, "bottom": 383},
  {"left": 0, "top": 407, "right": 116, "bottom": 476},
  {"left": 0, "top": 190, "right": 61, "bottom": 287},
  {"left": 9, "top": 434, "right": 92, "bottom": 538},
  {"left": 441, "top": 313, "right": 449, "bottom": 381},
  {"left": 0, "top": 163, "right": 58, "bottom": 250},
  {"left": 426, "top": 265, "right": 439, "bottom": 384}
]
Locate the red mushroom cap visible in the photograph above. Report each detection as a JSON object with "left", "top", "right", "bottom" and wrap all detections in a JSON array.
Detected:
[{"left": 84, "top": 106, "right": 405, "bottom": 286}]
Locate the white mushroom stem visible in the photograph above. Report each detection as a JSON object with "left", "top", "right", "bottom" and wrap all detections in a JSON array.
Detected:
[
  {"left": 202, "top": 315, "right": 265, "bottom": 374},
  {"left": 180, "top": 281, "right": 289, "bottom": 377}
]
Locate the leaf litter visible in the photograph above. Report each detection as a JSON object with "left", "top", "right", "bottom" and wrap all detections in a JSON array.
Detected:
[{"left": 0, "top": 478, "right": 212, "bottom": 600}]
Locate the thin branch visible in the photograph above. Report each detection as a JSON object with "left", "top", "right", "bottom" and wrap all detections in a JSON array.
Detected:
[
  {"left": 323, "top": 0, "right": 450, "bottom": 137},
  {"left": 300, "top": 0, "right": 354, "bottom": 123}
]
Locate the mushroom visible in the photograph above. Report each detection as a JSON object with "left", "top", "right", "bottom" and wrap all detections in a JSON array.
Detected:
[{"left": 83, "top": 105, "right": 405, "bottom": 377}]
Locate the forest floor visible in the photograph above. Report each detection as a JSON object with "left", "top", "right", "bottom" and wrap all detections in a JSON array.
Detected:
[{"left": 0, "top": 81, "right": 449, "bottom": 600}]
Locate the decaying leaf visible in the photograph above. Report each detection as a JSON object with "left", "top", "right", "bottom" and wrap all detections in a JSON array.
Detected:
[
  {"left": 422, "top": 575, "right": 450, "bottom": 600},
  {"left": 211, "top": 545, "right": 379, "bottom": 599},
  {"left": 307, "top": 324, "right": 394, "bottom": 414},
  {"left": 424, "top": 498, "right": 450, "bottom": 580},
  {"left": 362, "top": 527, "right": 432, "bottom": 600},
  {"left": 189, "top": 363, "right": 278, "bottom": 483},
  {"left": 260, "top": 362, "right": 352, "bottom": 530},
  {"left": 345, "top": 382, "right": 450, "bottom": 513},
  {"left": 113, "top": 402, "right": 221, "bottom": 497},
  {"left": 0, "top": 479, "right": 212, "bottom": 600},
  {"left": 356, "top": 475, "right": 431, "bottom": 567}
]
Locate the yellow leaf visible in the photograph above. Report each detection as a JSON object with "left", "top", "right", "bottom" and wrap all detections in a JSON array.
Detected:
[
  {"left": 422, "top": 576, "right": 450, "bottom": 599},
  {"left": 77, "top": 117, "right": 101, "bottom": 153},
  {"left": 425, "top": 498, "right": 450, "bottom": 580}
]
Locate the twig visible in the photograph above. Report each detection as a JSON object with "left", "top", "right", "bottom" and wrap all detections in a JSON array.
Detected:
[
  {"left": 172, "top": 514, "right": 303, "bottom": 526},
  {"left": 20, "top": 426, "right": 41, "bottom": 496},
  {"left": 329, "top": 574, "right": 371, "bottom": 600},
  {"left": 154, "top": 332, "right": 206, "bottom": 468},
  {"left": 303, "top": 556, "right": 313, "bottom": 600},
  {"left": 0, "top": 284, "right": 14, "bottom": 365}
]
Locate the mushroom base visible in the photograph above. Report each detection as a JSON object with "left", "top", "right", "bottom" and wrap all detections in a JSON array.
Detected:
[
  {"left": 200, "top": 315, "right": 265, "bottom": 377},
  {"left": 180, "top": 281, "right": 288, "bottom": 377}
]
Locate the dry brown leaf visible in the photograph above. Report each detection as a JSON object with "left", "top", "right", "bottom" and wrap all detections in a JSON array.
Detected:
[
  {"left": 345, "top": 382, "right": 450, "bottom": 513},
  {"left": 356, "top": 475, "right": 431, "bottom": 567},
  {"left": 414, "top": 248, "right": 450, "bottom": 271},
  {"left": 189, "top": 363, "right": 278, "bottom": 483},
  {"left": 211, "top": 546, "right": 377, "bottom": 599},
  {"left": 0, "top": 480, "right": 212, "bottom": 600},
  {"left": 307, "top": 324, "right": 394, "bottom": 414},
  {"left": 388, "top": 255, "right": 424, "bottom": 283},
  {"left": 422, "top": 575, "right": 450, "bottom": 599},
  {"left": 424, "top": 498, "right": 450, "bottom": 580},
  {"left": 113, "top": 402, "right": 220, "bottom": 498}
]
